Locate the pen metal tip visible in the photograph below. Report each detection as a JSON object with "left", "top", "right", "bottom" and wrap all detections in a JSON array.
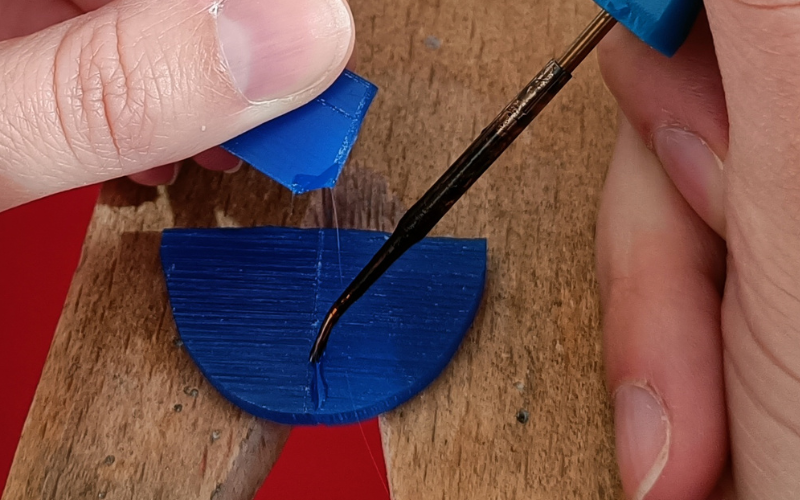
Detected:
[
  {"left": 309, "top": 307, "right": 340, "bottom": 363},
  {"left": 305, "top": 9, "right": 614, "bottom": 365}
]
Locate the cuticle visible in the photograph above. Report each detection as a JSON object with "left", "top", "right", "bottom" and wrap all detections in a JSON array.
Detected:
[{"left": 613, "top": 379, "right": 669, "bottom": 417}]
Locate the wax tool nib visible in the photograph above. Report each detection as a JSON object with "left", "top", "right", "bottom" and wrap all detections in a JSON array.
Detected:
[
  {"left": 309, "top": 10, "right": 616, "bottom": 363},
  {"left": 309, "top": 309, "right": 339, "bottom": 363}
]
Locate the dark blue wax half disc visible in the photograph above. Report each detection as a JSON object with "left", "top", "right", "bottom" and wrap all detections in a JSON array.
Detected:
[{"left": 161, "top": 227, "right": 486, "bottom": 425}]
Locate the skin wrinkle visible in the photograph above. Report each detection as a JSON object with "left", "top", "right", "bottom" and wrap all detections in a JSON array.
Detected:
[
  {"left": 731, "top": 277, "right": 800, "bottom": 381},
  {"left": 53, "top": 25, "right": 82, "bottom": 170},
  {"left": 604, "top": 261, "right": 723, "bottom": 302},
  {"left": 724, "top": 224, "right": 800, "bottom": 437},
  {"left": 727, "top": 203, "right": 800, "bottom": 316},
  {"left": 79, "top": 20, "right": 117, "bottom": 171},
  {"left": 121, "top": 15, "right": 169, "bottom": 167},
  {"left": 64, "top": 18, "right": 116, "bottom": 175},
  {"left": 51, "top": 2, "right": 233, "bottom": 188},
  {"left": 137, "top": 6, "right": 182, "bottom": 114},
  {"left": 96, "top": 11, "right": 137, "bottom": 165},
  {"left": 136, "top": 22, "right": 180, "bottom": 163},
  {"left": 111, "top": 8, "right": 130, "bottom": 159},
  {"left": 35, "top": 41, "right": 70, "bottom": 171},
  {"left": 729, "top": 408, "right": 769, "bottom": 499},
  {"left": 724, "top": 343, "right": 800, "bottom": 444},
  {"left": 724, "top": 242, "right": 800, "bottom": 414},
  {"left": 727, "top": 172, "right": 799, "bottom": 232},
  {"left": 729, "top": 291, "right": 800, "bottom": 392},
  {"left": 69, "top": 9, "right": 174, "bottom": 175},
  {"left": 730, "top": 217, "right": 800, "bottom": 309},
  {"left": 730, "top": 0, "right": 800, "bottom": 9}
]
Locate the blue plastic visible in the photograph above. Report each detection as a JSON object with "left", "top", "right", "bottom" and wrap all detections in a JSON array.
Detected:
[
  {"left": 594, "top": 0, "right": 702, "bottom": 56},
  {"left": 161, "top": 226, "right": 487, "bottom": 425},
  {"left": 222, "top": 71, "right": 378, "bottom": 194}
]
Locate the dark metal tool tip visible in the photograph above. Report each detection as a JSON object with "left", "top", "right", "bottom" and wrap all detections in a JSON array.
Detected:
[
  {"left": 307, "top": 9, "right": 616, "bottom": 363},
  {"left": 309, "top": 306, "right": 340, "bottom": 363}
]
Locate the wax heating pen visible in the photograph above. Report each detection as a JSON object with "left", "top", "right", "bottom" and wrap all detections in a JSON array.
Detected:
[{"left": 310, "top": 0, "right": 703, "bottom": 363}]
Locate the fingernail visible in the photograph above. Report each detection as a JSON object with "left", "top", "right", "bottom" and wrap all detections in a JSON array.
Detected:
[
  {"left": 216, "top": 0, "right": 354, "bottom": 102},
  {"left": 614, "top": 384, "right": 670, "bottom": 500},
  {"left": 224, "top": 159, "right": 243, "bottom": 174},
  {"left": 653, "top": 127, "right": 724, "bottom": 209},
  {"left": 193, "top": 148, "right": 241, "bottom": 172},
  {"left": 167, "top": 162, "right": 182, "bottom": 185},
  {"left": 654, "top": 127, "right": 723, "bottom": 174}
]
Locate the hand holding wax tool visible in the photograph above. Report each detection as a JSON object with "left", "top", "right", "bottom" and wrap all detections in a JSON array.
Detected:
[{"left": 310, "top": 0, "right": 703, "bottom": 363}]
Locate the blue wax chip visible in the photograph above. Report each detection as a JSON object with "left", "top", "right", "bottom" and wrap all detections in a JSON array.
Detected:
[
  {"left": 161, "top": 226, "right": 487, "bottom": 425},
  {"left": 222, "top": 71, "right": 378, "bottom": 194},
  {"left": 594, "top": 0, "right": 702, "bottom": 56}
]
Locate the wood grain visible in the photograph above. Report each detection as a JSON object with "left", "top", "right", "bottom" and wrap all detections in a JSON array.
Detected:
[
  {"left": 4, "top": 0, "right": 621, "bottom": 498},
  {"left": 355, "top": 0, "right": 621, "bottom": 497}
]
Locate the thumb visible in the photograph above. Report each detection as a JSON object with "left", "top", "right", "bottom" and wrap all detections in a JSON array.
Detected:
[{"left": 0, "top": 0, "right": 354, "bottom": 210}]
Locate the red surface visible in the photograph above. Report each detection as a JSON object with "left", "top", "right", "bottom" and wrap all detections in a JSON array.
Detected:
[
  {"left": 0, "top": 187, "right": 389, "bottom": 499},
  {"left": 259, "top": 423, "right": 389, "bottom": 500}
]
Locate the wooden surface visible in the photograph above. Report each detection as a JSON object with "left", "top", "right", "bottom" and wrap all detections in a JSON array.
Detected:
[{"left": 4, "top": 0, "right": 621, "bottom": 498}]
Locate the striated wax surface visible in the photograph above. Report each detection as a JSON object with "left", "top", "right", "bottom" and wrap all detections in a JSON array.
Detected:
[{"left": 161, "top": 226, "right": 486, "bottom": 425}]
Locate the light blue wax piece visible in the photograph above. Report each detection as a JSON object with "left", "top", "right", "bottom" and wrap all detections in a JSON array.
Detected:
[
  {"left": 222, "top": 71, "right": 378, "bottom": 194},
  {"left": 594, "top": 0, "right": 702, "bottom": 56}
]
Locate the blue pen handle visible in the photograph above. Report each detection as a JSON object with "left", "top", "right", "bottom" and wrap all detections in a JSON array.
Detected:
[{"left": 594, "top": 0, "right": 703, "bottom": 55}]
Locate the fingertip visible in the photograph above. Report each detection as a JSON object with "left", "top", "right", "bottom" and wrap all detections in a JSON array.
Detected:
[
  {"left": 223, "top": 160, "right": 243, "bottom": 174},
  {"left": 217, "top": 0, "right": 355, "bottom": 103},
  {"left": 193, "top": 147, "right": 243, "bottom": 173},
  {"left": 597, "top": 15, "right": 729, "bottom": 239},
  {"left": 127, "top": 162, "right": 181, "bottom": 186},
  {"left": 614, "top": 383, "right": 670, "bottom": 500},
  {"left": 599, "top": 119, "right": 727, "bottom": 500},
  {"left": 345, "top": 44, "right": 358, "bottom": 72},
  {"left": 597, "top": 13, "right": 728, "bottom": 156},
  {"left": 653, "top": 127, "right": 727, "bottom": 238}
]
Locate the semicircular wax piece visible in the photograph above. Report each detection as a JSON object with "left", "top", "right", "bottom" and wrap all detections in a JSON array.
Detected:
[
  {"left": 593, "top": 0, "right": 702, "bottom": 56},
  {"left": 221, "top": 71, "right": 378, "bottom": 194},
  {"left": 160, "top": 226, "right": 487, "bottom": 425}
]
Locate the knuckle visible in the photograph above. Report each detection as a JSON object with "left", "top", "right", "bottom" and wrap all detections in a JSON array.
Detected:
[{"left": 54, "top": 11, "right": 165, "bottom": 166}]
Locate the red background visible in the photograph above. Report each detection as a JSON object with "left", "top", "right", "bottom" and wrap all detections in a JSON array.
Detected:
[{"left": 0, "top": 187, "right": 389, "bottom": 499}]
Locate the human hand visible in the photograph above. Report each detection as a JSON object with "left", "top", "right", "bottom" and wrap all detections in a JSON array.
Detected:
[
  {"left": 596, "top": 2, "right": 800, "bottom": 498},
  {"left": 0, "top": 0, "right": 354, "bottom": 211}
]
